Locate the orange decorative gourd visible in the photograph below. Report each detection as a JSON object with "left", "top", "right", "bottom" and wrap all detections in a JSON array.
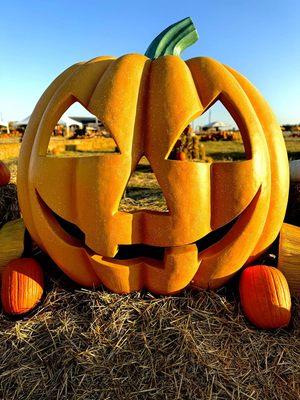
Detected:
[
  {"left": 239, "top": 265, "right": 291, "bottom": 329},
  {"left": 0, "top": 161, "right": 10, "bottom": 186},
  {"left": 1, "top": 258, "right": 44, "bottom": 315},
  {"left": 17, "top": 18, "right": 289, "bottom": 294}
]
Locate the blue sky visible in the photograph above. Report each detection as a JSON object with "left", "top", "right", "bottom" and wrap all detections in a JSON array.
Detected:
[{"left": 1, "top": 0, "right": 299, "bottom": 125}]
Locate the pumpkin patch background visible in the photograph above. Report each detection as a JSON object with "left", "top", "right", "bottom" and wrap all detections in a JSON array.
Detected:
[{"left": 1, "top": 1, "right": 300, "bottom": 399}]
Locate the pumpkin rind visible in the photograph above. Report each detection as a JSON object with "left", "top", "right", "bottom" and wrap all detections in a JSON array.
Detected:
[
  {"left": 1, "top": 258, "right": 44, "bottom": 315},
  {"left": 239, "top": 265, "right": 291, "bottom": 329}
]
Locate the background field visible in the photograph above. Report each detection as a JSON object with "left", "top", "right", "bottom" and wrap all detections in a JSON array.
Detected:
[{"left": 2, "top": 137, "right": 300, "bottom": 186}]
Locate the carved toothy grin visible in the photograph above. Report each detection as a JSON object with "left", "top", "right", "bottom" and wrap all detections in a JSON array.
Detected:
[
  {"left": 34, "top": 171, "right": 262, "bottom": 293},
  {"left": 37, "top": 190, "right": 242, "bottom": 261}
]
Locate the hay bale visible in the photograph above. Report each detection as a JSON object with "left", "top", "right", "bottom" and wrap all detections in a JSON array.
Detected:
[
  {"left": 278, "top": 223, "right": 300, "bottom": 295},
  {"left": 0, "top": 183, "right": 20, "bottom": 228},
  {"left": 0, "top": 280, "right": 299, "bottom": 399}
]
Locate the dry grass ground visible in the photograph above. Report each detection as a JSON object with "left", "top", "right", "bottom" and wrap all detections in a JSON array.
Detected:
[
  {"left": 0, "top": 268, "right": 299, "bottom": 400},
  {"left": 203, "top": 138, "right": 300, "bottom": 161},
  {"left": 0, "top": 138, "right": 300, "bottom": 399}
]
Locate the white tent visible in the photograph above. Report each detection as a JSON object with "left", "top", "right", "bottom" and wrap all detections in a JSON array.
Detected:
[
  {"left": 13, "top": 115, "right": 31, "bottom": 127},
  {"left": 13, "top": 115, "right": 81, "bottom": 130},
  {"left": 61, "top": 116, "right": 83, "bottom": 129},
  {"left": 203, "top": 121, "right": 229, "bottom": 129}
]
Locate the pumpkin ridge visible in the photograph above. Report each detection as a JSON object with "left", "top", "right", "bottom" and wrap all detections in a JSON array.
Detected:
[
  {"left": 263, "top": 266, "right": 277, "bottom": 327},
  {"left": 272, "top": 269, "right": 285, "bottom": 324},
  {"left": 269, "top": 268, "right": 280, "bottom": 307},
  {"left": 15, "top": 269, "right": 19, "bottom": 313},
  {"left": 271, "top": 268, "right": 290, "bottom": 324},
  {"left": 250, "top": 266, "right": 265, "bottom": 328},
  {"left": 85, "top": 57, "right": 117, "bottom": 107},
  {"left": 277, "top": 269, "right": 290, "bottom": 309},
  {"left": 251, "top": 266, "right": 263, "bottom": 326}
]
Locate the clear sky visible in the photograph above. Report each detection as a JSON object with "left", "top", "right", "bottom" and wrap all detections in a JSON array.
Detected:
[{"left": 1, "top": 0, "right": 299, "bottom": 125}]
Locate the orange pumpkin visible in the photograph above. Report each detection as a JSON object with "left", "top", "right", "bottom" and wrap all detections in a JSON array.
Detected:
[
  {"left": 176, "top": 151, "right": 187, "bottom": 161},
  {"left": 1, "top": 258, "right": 44, "bottom": 315},
  {"left": 17, "top": 18, "right": 289, "bottom": 294},
  {"left": 239, "top": 265, "right": 291, "bottom": 329},
  {"left": 0, "top": 161, "right": 10, "bottom": 186}
]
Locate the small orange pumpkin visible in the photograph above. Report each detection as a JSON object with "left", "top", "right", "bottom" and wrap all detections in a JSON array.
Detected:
[
  {"left": 239, "top": 265, "right": 291, "bottom": 329},
  {"left": 0, "top": 161, "right": 10, "bottom": 186},
  {"left": 1, "top": 258, "right": 44, "bottom": 315},
  {"left": 176, "top": 151, "right": 187, "bottom": 161}
]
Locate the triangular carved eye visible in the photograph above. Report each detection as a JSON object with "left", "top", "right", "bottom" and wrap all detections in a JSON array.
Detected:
[
  {"left": 47, "top": 102, "right": 120, "bottom": 157},
  {"left": 168, "top": 101, "right": 247, "bottom": 162}
]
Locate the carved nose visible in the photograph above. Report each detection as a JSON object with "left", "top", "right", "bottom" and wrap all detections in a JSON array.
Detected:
[{"left": 119, "top": 155, "right": 169, "bottom": 213}]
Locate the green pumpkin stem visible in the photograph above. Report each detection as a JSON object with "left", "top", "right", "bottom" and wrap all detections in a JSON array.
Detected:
[{"left": 145, "top": 17, "right": 199, "bottom": 59}]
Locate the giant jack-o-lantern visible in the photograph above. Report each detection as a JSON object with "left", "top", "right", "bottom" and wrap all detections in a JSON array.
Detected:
[{"left": 17, "top": 18, "right": 289, "bottom": 294}]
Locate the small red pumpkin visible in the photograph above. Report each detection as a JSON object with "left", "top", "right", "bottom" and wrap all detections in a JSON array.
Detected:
[
  {"left": 1, "top": 258, "right": 44, "bottom": 315},
  {"left": 176, "top": 151, "right": 187, "bottom": 161},
  {"left": 239, "top": 265, "right": 291, "bottom": 329},
  {"left": 0, "top": 161, "right": 10, "bottom": 186}
]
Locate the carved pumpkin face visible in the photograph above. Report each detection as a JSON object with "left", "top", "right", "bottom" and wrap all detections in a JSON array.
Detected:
[{"left": 17, "top": 18, "right": 289, "bottom": 294}]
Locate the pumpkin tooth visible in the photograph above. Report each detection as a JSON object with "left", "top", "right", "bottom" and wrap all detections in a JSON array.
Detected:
[{"left": 143, "top": 244, "right": 199, "bottom": 294}]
